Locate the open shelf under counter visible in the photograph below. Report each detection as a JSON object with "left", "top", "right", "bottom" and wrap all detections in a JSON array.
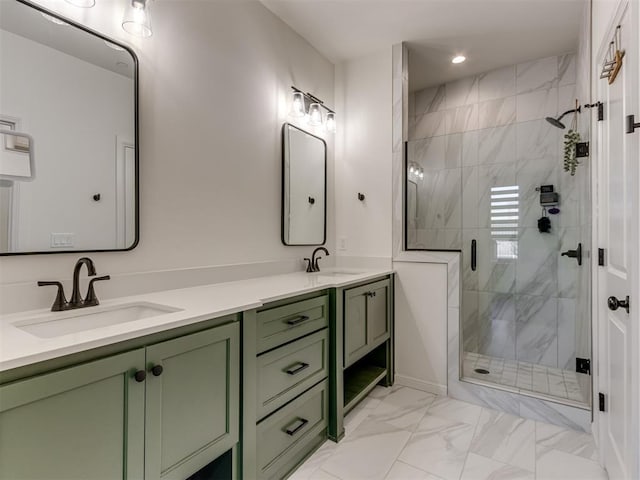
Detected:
[{"left": 343, "top": 363, "right": 387, "bottom": 414}]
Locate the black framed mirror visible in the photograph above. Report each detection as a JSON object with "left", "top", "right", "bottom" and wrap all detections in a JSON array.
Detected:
[
  {"left": 281, "top": 123, "right": 326, "bottom": 246},
  {"left": 0, "top": 0, "right": 139, "bottom": 255}
]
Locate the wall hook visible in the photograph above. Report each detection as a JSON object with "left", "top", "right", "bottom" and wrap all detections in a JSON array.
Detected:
[
  {"left": 93, "top": 194, "right": 101, "bottom": 201},
  {"left": 357, "top": 193, "right": 365, "bottom": 201},
  {"left": 308, "top": 196, "right": 315, "bottom": 205}
]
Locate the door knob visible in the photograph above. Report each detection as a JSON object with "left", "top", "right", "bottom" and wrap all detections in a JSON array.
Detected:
[{"left": 608, "top": 295, "right": 630, "bottom": 314}]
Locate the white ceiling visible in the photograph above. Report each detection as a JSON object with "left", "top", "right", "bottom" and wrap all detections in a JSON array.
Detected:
[{"left": 260, "top": 0, "right": 587, "bottom": 91}]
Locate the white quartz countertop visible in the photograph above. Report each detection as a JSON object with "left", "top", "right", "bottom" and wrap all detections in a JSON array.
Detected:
[{"left": 0, "top": 268, "right": 393, "bottom": 372}]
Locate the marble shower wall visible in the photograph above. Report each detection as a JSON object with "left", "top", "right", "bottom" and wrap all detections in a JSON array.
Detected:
[{"left": 407, "top": 52, "right": 589, "bottom": 370}]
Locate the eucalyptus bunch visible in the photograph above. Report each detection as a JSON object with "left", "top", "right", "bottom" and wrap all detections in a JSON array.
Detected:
[{"left": 564, "top": 129, "right": 581, "bottom": 176}]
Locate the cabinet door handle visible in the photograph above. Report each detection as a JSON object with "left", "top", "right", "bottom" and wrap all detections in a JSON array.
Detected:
[
  {"left": 150, "top": 365, "right": 164, "bottom": 376},
  {"left": 363, "top": 291, "right": 376, "bottom": 297},
  {"left": 286, "top": 315, "right": 310, "bottom": 326},
  {"left": 134, "top": 370, "right": 146, "bottom": 382},
  {"left": 284, "top": 418, "right": 309, "bottom": 436},
  {"left": 285, "top": 362, "right": 309, "bottom": 375},
  {"left": 471, "top": 239, "right": 477, "bottom": 272}
]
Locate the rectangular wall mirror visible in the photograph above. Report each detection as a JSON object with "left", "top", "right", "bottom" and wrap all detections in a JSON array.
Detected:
[
  {"left": 281, "top": 123, "right": 326, "bottom": 246},
  {"left": 0, "top": 0, "right": 138, "bottom": 255}
]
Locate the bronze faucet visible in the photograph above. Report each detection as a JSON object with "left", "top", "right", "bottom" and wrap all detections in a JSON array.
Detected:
[{"left": 38, "top": 257, "right": 110, "bottom": 311}]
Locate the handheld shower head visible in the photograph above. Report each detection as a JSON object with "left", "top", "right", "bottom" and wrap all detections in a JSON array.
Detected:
[{"left": 545, "top": 106, "right": 582, "bottom": 129}]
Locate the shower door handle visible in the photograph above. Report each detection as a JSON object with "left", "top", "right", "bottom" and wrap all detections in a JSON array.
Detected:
[
  {"left": 471, "top": 239, "right": 477, "bottom": 271},
  {"left": 561, "top": 243, "right": 582, "bottom": 266}
]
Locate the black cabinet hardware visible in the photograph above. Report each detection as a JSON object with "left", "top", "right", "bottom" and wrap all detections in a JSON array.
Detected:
[
  {"left": 599, "top": 392, "right": 606, "bottom": 412},
  {"left": 285, "top": 418, "right": 309, "bottom": 436},
  {"left": 285, "top": 362, "right": 309, "bottom": 375},
  {"left": 471, "top": 239, "right": 477, "bottom": 272},
  {"left": 286, "top": 315, "right": 310, "bottom": 326},
  {"left": 576, "top": 358, "right": 591, "bottom": 375},
  {"left": 150, "top": 365, "right": 164, "bottom": 376},
  {"left": 134, "top": 370, "right": 147, "bottom": 382},
  {"left": 598, "top": 248, "right": 606, "bottom": 266},
  {"left": 308, "top": 196, "right": 315, "bottom": 205},
  {"left": 364, "top": 291, "right": 377, "bottom": 298},
  {"left": 608, "top": 295, "right": 630, "bottom": 314}
]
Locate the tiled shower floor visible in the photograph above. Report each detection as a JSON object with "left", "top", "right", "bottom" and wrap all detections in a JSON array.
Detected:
[{"left": 462, "top": 352, "right": 590, "bottom": 408}]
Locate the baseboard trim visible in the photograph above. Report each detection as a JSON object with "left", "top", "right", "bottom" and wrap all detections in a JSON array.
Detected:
[{"left": 395, "top": 374, "right": 447, "bottom": 396}]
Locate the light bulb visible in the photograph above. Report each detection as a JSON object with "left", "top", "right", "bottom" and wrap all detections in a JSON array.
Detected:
[
  {"left": 308, "top": 103, "right": 322, "bottom": 126},
  {"left": 409, "top": 166, "right": 415, "bottom": 174},
  {"left": 291, "top": 92, "right": 305, "bottom": 117},
  {"left": 122, "top": 0, "right": 152, "bottom": 38},
  {"left": 419, "top": 169, "right": 424, "bottom": 178},
  {"left": 325, "top": 112, "right": 336, "bottom": 133},
  {"left": 452, "top": 55, "right": 466, "bottom": 64}
]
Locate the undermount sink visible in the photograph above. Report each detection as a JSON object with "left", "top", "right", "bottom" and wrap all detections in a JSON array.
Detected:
[{"left": 14, "top": 302, "right": 183, "bottom": 338}]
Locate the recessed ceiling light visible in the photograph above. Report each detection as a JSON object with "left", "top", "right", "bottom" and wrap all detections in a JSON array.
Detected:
[
  {"left": 452, "top": 55, "right": 466, "bottom": 64},
  {"left": 41, "top": 12, "right": 68, "bottom": 26}
]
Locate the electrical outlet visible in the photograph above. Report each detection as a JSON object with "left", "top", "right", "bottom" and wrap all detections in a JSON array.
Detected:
[
  {"left": 338, "top": 237, "right": 347, "bottom": 251},
  {"left": 50, "top": 233, "right": 74, "bottom": 248}
]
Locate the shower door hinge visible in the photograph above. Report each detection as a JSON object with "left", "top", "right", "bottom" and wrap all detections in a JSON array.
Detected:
[
  {"left": 576, "top": 357, "right": 591, "bottom": 375},
  {"left": 584, "top": 101, "right": 604, "bottom": 121},
  {"left": 576, "top": 142, "right": 590, "bottom": 158},
  {"left": 598, "top": 248, "right": 606, "bottom": 266},
  {"left": 599, "top": 392, "right": 606, "bottom": 412}
]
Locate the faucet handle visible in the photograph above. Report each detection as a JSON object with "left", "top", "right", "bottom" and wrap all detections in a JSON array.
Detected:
[
  {"left": 313, "top": 256, "right": 324, "bottom": 272},
  {"left": 37, "top": 281, "right": 68, "bottom": 312},
  {"left": 84, "top": 275, "right": 110, "bottom": 307},
  {"left": 304, "top": 258, "right": 314, "bottom": 273}
]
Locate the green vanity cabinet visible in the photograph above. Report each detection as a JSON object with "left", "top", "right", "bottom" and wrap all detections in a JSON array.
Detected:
[
  {"left": 344, "top": 279, "right": 391, "bottom": 368},
  {"left": 0, "top": 318, "right": 239, "bottom": 480},
  {"left": 0, "top": 348, "right": 146, "bottom": 480},
  {"left": 145, "top": 321, "right": 240, "bottom": 480}
]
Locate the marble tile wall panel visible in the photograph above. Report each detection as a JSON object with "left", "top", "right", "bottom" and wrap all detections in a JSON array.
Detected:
[
  {"left": 477, "top": 163, "right": 517, "bottom": 228},
  {"left": 415, "top": 84, "right": 446, "bottom": 114},
  {"left": 515, "top": 295, "right": 558, "bottom": 367},
  {"left": 516, "top": 56, "right": 559, "bottom": 94},
  {"left": 446, "top": 104, "right": 479, "bottom": 134},
  {"left": 476, "top": 229, "right": 516, "bottom": 294},
  {"left": 478, "top": 125, "right": 517, "bottom": 165},
  {"left": 461, "top": 131, "right": 479, "bottom": 166},
  {"left": 516, "top": 88, "right": 558, "bottom": 123},
  {"left": 445, "top": 76, "right": 478, "bottom": 109},
  {"left": 558, "top": 53, "right": 577, "bottom": 87},
  {"left": 478, "top": 65, "right": 516, "bottom": 101},
  {"left": 461, "top": 168, "right": 479, "bottom": 228},
  {"left": 478, "top": 97, "right": 517, "bottom": 129},
  {"left": 411, "top": 111, "right": 445, "bottom": 139},
  {"left": 515, "top": 227, "right": 559, "bottom": 297}
]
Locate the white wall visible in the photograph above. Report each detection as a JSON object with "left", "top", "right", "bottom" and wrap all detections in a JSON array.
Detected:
[
  {"left": 0, "top": 30, "right": 133, "bottom": 251},
  {"left": 334, "top": 49, "right": 392, "bottom": 260},
  {"left": 0, "top": 0, "right": 335, "bottom": 313}
]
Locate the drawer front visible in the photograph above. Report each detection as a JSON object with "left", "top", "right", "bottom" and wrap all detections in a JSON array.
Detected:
[
  {"left": 257, "top": 329, "right": 328, "bottom": 419},
  {"left": 256, "top": 295, "right": 329, "bottom": 353},
  {"left": 256, "top": 380, "right": 328, "bottom": 480}
]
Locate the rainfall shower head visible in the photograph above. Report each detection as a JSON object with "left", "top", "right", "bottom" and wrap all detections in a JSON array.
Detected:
[{"left": 545, "top": 106, "right": 582, "bottom": 129}]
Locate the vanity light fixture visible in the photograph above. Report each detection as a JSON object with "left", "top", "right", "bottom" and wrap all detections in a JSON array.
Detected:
[
  {"left": 122, "top": 0, "right": 153, "bottom": 38},
  {"left": 290, "top": 86, "right": 336, "bottom": 133},
  {"left": 64, "top": 0, "right": 95, "bottom": 7},
  {"left": 452, "top": 55, "right": 466, "bottom": 64}
]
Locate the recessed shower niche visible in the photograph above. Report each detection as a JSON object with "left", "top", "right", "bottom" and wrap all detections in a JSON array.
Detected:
[{"left": 404, "top": 4, "right": 592, "bottom": 410}]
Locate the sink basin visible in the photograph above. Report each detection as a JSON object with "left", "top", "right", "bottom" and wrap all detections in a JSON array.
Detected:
[{"left": 14, "top": 302, "right": 183, "bottom": 338}]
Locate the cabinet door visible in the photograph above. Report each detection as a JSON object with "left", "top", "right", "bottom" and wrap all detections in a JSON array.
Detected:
[
  {"left": 0, "top": 349, "right": 145, "bottom": 480},
  {"left": 145, "top": 322, "right": 239, "bottom": 480},
  {"left": 344, "top": 279, "right": 390, "bottom": 367}
]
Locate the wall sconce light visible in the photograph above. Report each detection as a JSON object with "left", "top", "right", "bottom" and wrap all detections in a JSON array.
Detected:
[
  {"left": 122, "top": 0, "right": 153, "bottom": 38},
  {"left": 290, "top": 86, "right": 336, "bottom": 133}
]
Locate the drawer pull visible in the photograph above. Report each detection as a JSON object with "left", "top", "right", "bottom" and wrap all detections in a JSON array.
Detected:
[
  {"left": 364, "top": 291, "right": 377, "bottom": 297},
  {"left": 284, "top": 418, "right": 309, "bottom": 436},
  {"left": 285, "top": 362, "right": 310, "bottom": 375},
  {"left": 286, "top": 315, "right": 310, "bottom": 326}
]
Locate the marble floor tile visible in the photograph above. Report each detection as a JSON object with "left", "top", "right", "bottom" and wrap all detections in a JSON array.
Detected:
[
  {"left": 536, "top": 422, "right": 599, "bottom": 461},
  {"left": 427, "top": 395, "right": 483, "bottom": 425},
  {"left": 460, "top": 453, "right": 534, "bottom": 480},
  {"left": 470, "top": 408, "right": 536, "bottom": 471},
  {"left": 369, "top": 386, "right": 436, "bottom": 431},
  {"left": 385, "top": 461, "right": 444, "bottom": 480},
  {"left": 321, "top": 419, "right": 412, "bottom": 480},
  {"left": 293, "top": 387, "right": 607, "bottom": 480},
  {"left": 398, "top": 414, "right": 476, "bottom": 480},
  {"left": 536, "top": 446, "right": 607, "bottom": 480}
]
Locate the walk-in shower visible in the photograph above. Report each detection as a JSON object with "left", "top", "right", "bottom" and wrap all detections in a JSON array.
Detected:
[{"left": 404, "top": 44, "right": 592, "bottom": 411}]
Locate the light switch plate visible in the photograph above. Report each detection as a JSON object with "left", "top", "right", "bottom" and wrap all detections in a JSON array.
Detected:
[{"left": 338, "top": 237, "right": 347, "bottom": 251}]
